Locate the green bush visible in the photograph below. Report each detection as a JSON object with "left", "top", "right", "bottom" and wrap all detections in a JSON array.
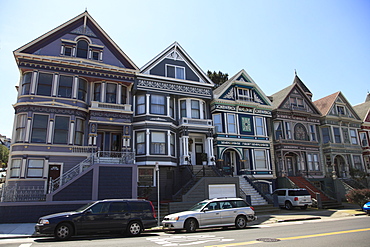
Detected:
[{"left": 345, "top": 189, "right": 370, "bottom": 207}]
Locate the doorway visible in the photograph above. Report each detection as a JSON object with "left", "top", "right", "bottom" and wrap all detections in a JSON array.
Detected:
[
  {"left": 286, "top": 154, "right": 298, "bottom": 176},
  {"left": 334, "top": 155, "right": 346, "bottom": 178},
  {"left": 97, "top": 132, "right": 122, "bottom": 152},
  {"left": 223, "top": 150, "right": 238, "bottom": 176},
  {"left": 47, "top": 164, "right": 61, "bottom": 191}
]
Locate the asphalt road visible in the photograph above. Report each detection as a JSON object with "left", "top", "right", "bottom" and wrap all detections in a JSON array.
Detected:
[{"left": 0, "top": 215, "right": 369, "bottom": 247}]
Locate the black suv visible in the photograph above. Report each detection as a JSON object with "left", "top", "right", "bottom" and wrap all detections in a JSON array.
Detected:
[{"left": 35, "top": 199, "right": 157, "bottom": 240}]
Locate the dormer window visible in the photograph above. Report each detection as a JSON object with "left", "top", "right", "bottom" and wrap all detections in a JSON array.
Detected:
[
  {"left": 76, "top": 40, "right": 89, "bottom": 58},
  {"left": 337, "top": 105, "right": 345, "bottom": 115},
  {"left": 61, "top": 38, "right": 103, "bottom": 61},
  {"left": 237, "top": 88, "right": 253, "bottom": 102}
]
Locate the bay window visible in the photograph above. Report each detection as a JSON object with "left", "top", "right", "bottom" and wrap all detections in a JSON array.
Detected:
[
  {"left": 151, "top": 95, "right": 165, "bottom": 115},
  {"left": 31, "top": 114, "right": 48, "bottom": 143},
  {"left": 53, "top": 116, "right": 69, "bottom": 144},
  {"left": 151, "top": 132, "right": 166, "bottom": 154}
]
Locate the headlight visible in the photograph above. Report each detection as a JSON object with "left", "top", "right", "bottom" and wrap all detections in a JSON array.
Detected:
[
  {"left": 39, "top": 219, "right": 50, "bottom": 225},
  {"left": 168, "top": 216, "right": 179, "bottom": 221}
]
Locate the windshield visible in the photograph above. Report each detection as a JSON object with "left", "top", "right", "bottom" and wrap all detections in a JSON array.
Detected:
[
  {"left": 75, "top": 202, "right": 95, "bottom": 212},
  {"left": 188, "top": 202, "right": 208, "bottom": 212}
]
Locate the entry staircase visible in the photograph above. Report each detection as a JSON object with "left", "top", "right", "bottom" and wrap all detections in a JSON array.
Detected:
[
  {"left": 288, "top": 176, "right": 342, "bottom": 209},
  {"left": 238, "top": 176, "right": 268, "bottom": 206}
]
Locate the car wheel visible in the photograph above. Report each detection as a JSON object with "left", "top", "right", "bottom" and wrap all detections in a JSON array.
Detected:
[
  {"left": 285, "top": 201, "right": 293, "bottom": 210},
  {"left": 55, "top": 223, "right": 73, "bottom": 241},
  {"left": 235, "top": 215, "right": 247, "bottom": 229},
  {"left": 300, "top": 205, "right": 308, "bottom": 210},
  {"left": 126, "top": 221, "right": 142, "bottom": 236},
  {"left": 184, "top": 218, "right": 198, "bottom": 233}
]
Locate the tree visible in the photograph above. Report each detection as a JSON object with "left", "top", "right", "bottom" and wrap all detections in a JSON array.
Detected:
[
  {"left": 0, "top": 145, "right": 9, "bottom": 168},
  {"left": 207, "top": 70, "right": 228, "bottom": 88}
]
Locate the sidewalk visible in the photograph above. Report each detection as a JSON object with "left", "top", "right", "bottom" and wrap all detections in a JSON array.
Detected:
[{"left": 0, "top": 203, "right": 366, "bottom": 239}]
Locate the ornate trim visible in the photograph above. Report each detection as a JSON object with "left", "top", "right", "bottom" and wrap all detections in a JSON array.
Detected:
[{"left": 137, "top": 79, "right": 212, "bottom": 97}]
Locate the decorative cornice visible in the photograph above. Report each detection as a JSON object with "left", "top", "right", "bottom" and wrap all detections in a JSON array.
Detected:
[
  {"left": 16, "top": 55, "right": 136, "bottom": 82},
  {"left": 15, "top": 105, "right": 87, "bottom": 118},
  {"left": 137, "top": 79, "right": 212, "bottom": 98}
]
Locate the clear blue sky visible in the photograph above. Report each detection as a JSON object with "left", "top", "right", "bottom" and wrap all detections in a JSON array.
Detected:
[{"left": 0, "top": 0, "right": 369, "bottom": 137}]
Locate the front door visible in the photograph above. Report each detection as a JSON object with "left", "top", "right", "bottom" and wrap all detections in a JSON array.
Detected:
[
  {"left": 195, "top": 144, "right": 204, "bottom": 165},
  {"left": 286, "top": 156, "right": 298, "bottom": 176},
  {"left": 224, "top": 150, "right": 237, "bottom": 176},
  {"left": 47, "top": 164, "right": 61, "bottom": 191},
  {"left": 97, "top": 132, "right": 122, "bottom": 152}
]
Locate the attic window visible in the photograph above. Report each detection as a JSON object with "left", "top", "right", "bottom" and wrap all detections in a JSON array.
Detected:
[
  {"left": 166, "top": 65, "right": 185, "bottom": 80},
  {"left": 237, "top": 88, "right": 253, "bottom": 102},
  {"left": 77, "top": 40, "right": 89, "bottom": 58}
]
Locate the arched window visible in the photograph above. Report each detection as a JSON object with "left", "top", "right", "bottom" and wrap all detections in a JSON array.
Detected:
[
  {"left": 294, "top": 123, "right": 308, "bottom": 141},
  {"left": 76, "top": 39, "right": 88, "bottom": 58}
]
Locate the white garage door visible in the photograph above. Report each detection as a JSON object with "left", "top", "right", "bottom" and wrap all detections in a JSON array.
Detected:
[{"left": 208, "top": 184, "right": 236, "bottom": 199}]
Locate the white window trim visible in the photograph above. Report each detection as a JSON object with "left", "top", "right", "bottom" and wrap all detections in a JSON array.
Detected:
[
  {"left": 226, "top": 113, "right": 238, "bottom": 134},
  {"left": 165, "top": 64, "right": 186, "bottom": 80},
  {"left": 254, "top": 116, "right": 266, "bottom": 136}
]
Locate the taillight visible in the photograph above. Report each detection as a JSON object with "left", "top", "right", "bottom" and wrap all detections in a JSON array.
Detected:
[
  {"left": 294, "top": 197, "right": 299, "bottom": 201},
  {"left": 250, "top": 206, "right": 255, "bottom": 211},
  {"left": 149, "top": 201, "right": 157, "bottom": 218}
]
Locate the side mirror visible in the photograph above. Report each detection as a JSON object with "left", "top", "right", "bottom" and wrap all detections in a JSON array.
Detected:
[{"left": 203, "top": 207, "right": 209, "bottom": 212}]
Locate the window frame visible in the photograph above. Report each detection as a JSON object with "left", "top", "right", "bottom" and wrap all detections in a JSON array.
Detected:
[
  {"left": 227, "top": 113, "right": 237, "bottom": 134},
  {"left": 150, "top": 94, "right": 166, "bottom": 115},
  {"left": 27, "top": 159, "right": 44, "bottom": 178},
  {"left": 74, "top": 118, "right": 85, "bottom": 146},
  {"left": 21, "top": 72, "right": 32, "bottom": 95},
  {"left": 237, "top": 88, "right": 253, "bottom": 102},
  {"left": 213, "top": 114, "right": 223, "bottom": 133},
  {"left": 10, "top": 159, "right": 22, "bottom": 178},
  {"left": 254, "top": 150, "right": 268, "bottom": 169},
  {"left": 166, "top": 64, "right": 185, "bottom": 80},
  {"left": 136, "top": 131, "right": 145, "bottom": 155},
  {"left": 350, "top": 129, "right": 358, "bottom": 145},
  {"left": 31, "top": 114, "right": 49, "bottom": 143},
  {"left": 150, "top": 131, "right": 166, "bottom": 155},
  {"left": 15, "top": 114, "right": 27, "bottom": 142},
  {"left": 333, "top": 127, "right": 341, "bottom": 143},
  {"left": 57, "top": 75, "right": 73, "bottom": 98},
  {"left": 36, "top": 72, "right": 53, "bottom": 96},
  {"left": 360, "top": 132, "right": 369, "bottom": 147},
  {"left": 53, "top": 116, "right": 70, "bottom": 144},
  {"left": 255, "top": 117, "right": 265, "bottom": 136},
  {"left": 78, "top": 78, "right": 87, "bottom": 101},
  {"left": 136, "top": 95, "right": 146, "bottom": 115}
]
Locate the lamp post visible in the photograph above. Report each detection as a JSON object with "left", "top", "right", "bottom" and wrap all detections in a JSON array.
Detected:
[{"left": 155, "top": 162, "right": 160, "bottom": 226}]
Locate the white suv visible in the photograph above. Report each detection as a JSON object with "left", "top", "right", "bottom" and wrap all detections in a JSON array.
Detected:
[{"left": 273, "top": 188, "right": 312, "bottom": 210}]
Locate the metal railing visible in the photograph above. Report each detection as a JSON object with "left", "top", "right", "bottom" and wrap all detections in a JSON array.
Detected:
[
  {"left": 49, "top": 151, "right": 135, "bottom": 193},
  {"left": 1, "top": 184, "right": 45, "bottom": 202}
]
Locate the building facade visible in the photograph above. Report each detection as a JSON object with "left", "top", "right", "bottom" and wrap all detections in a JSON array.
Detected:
[
  {"left": 134, "top": 42, "right": 215, "bottom": 200},
  {"left": 6, "top": 11, "right": 139, "bottom": 201},
  {"left": 353, "top": 93, "right": 370, "bottom": 178},
  {"left": 211, "top": 70, "right": 274, "bottom": 194},
  {"left": 270, "top": 76, "right": 323, "bottom": 179},
  {"left": 314, "top": 92, "right": 364, "bottom": 179}
]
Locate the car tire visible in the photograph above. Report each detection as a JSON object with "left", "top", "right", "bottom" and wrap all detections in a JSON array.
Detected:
[
  {"left": 54, "top": 223, "right": 73, "bottom": 241},
  {"left": 300, "top": 205, "right": 308, "bottom": 210},
  {"left": 126, "top": 221, "right": 142, "bottom": 236},
  {"left": 235, "top": 215, "right": 247, "bottom": 229},
  {"left": 184, "top": 218, "right": 198, "bottom": 233},
  {"left": 285, "top": 201, "right": 293, "bottom": 210}
]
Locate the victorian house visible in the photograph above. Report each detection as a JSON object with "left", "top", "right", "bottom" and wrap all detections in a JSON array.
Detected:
[
  {"left": 270, "top": 75, "right": 322, "bottom": 180},
  {"left": 353, "top": 93, "right": 370, "bottom": 180},
  {"left": 134, "top": 42, "right": 215, "bottom": 200},
  {"left": 314, "top": 92, "right": 364, "bottom": 182},
  {"left": 5, "top": 11, "right": 139, "bottom": 202},
  {"left": 211, "top": 70, "right": 274, "bottom": 195}
]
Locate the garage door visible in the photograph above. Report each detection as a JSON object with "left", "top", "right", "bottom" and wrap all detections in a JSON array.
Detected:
[{"left": 208, "top": 184, "right": 236, "bottom": 199}]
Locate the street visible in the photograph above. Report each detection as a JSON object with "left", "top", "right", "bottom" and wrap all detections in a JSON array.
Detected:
[{"left": 0, "top": 216, "right": 369, "bottom": 247}]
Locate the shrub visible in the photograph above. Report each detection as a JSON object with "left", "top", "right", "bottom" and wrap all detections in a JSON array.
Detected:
[{"left": 345, "top": 189, "right": 370, "bottom": 207}]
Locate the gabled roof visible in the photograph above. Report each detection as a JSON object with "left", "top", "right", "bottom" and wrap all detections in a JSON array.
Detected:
[
  {"left": 353, "top": 94, "right": 370, "bottom": 122},
  {"left": 140, "top": 41, "right": 213, "bottom": 85},
  {"left": 269, "top": 75, "right": 321, "bottom": 115},
  {"left": 14, "top": 11, "right": 138, "bottom": 70},
  {"left": 313, "top": 91, "right": 361, "bottom": 120},
  {"left": 213, "top": 69, "right": 272, "bottom": 107},
  {"left": 313, "top": 92, "right": 340, "bottom": 116}
]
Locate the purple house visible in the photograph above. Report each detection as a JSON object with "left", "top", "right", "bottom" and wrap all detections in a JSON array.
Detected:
[{"left": 5, "top": 11, "right": 138, "bottom": 203}]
